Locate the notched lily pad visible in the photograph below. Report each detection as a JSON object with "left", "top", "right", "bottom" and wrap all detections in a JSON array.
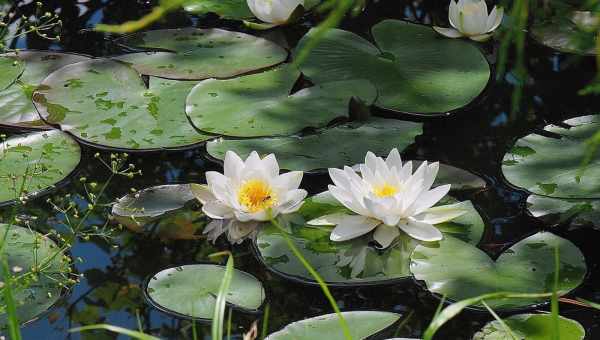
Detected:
[
  {"left": 265, "top": 311, "right": 401, "bottom": 340},
  {"left": 33, "top": 59, "right": 213, "bottom": 151},
  {"left": 183, "top": 0, "right": 320, "bottom": 20},
  {"left": 502, "top": 114, "right": 600, "bottom": 199},
  {"left": 145, "top": 264, "right": 265, "bottom": 320},
  {"left": 410, "top": 232, "right": 586, "bottom": 309},
  {"left": 0, "top": 51, "right": 90, "bottom": 129},
  {"left": 296, "top": 20, "right": 491, "bottom": 115},
  {"left": 0, "top": 223, "right": 71, "bottom": 328},
  {"left": 473, "top": 313, "right": 585, "bottom": 340},
  {"left": 185, "top": 65, "right": 377, "bottom": 137},
  {"left": 253, "top": 191, "right": 484, "bottom": 285},
  {"left": 527, "top": 194, "right": 600, "bottom": 229},
  {"left": 0, "top": 130, "right": 81, "bottom": 205},
  {"left": 207, "top": 117, "right": 422, "bottom": 172},
  {"left": 113, "top": 28, "right": 288, "bottom": 80},
  {"left": 112, "top": 184, "right": 208, "bottom": 240},
  {"left": 531, "top": 14, "right": 597, "bottom": 55}
]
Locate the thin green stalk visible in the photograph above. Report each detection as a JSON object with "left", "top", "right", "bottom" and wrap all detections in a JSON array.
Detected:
[
  {"left": 269, "top": 216, "right": 352, "bottom": 340},
  {"left": 551, "top": 246, "right": 560, "bottom": 340},
  {"left": 2, "top": 260, "right": 22, "bottom": 340},
  {"left": 481, "top": 300, "right": 517, "bottom": 340},
  {"left": 261, "top": 303, "right": 270, "bottom": 340},
  {"left": 192, "top": 320, "right": 198, "bottom": 340},
  {"left": 212, "top": 254, "right": 234, "bottom": 340},
  {"left": 226, "top": 307, "right": 233, "bottom": 340}
]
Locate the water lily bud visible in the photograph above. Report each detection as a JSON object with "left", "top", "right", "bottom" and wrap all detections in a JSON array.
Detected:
[
  {"left": 433, "top": 0, "right": 504, "bottom": 42},
  {"left": 247, "top": 0, "right": 304, "bottom": 25}
]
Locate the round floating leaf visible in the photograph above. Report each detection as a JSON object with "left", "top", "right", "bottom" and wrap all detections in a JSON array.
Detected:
[
  {"left": 0, "top": 130, "right": 81, "bottom": 205},
  {"left": 254, "top": 190, "right": 484, "bottom": 285},
  {"left": 33, "top": 59, "right": 213, "bottom": 151},
  {"left": 531, "top": 17, "right": 596, "bottom": 55},
  {"left": 186, "top": 65, "right": 376, "bottom": 137},
  {"left": 183, "top": 0, "right": 320, "bottom": 19},
  {"left": 0, "top": 51, "right": 90, "bottom": 129},
  {"left": 0, "top": 55, "right": 24, "bottom": 91},
  {"left": 502, "top": 115, "right": 600, "bottom": 199},
  {"left": 114, "top": 28, "right": 288, "bottom": 80},
  {"left": 296, "top": 20, "right": 490, "bottom": 114},
  {"left": 112, "top": 184, "right": 208, "bottom": 240},
  {"left": 410, "top": 232, "right": 586, "bottom": 309},
  {"left": 265, "top": 311, "right": 401, "bottom": 340},
  {"left": 145, "top": 264, "right": 265, "bottom": 319},
  {"left": 207, "top": 117, "right": 422, "bottom": 171},
  {"left": 0, "top": 224, "right": 71, "bottom": 327},
  {"left": 473, "top": 314, "right": 585, "bottom": 340},
  {"left": 527, "top": 194, "right": 600, "bottom": 229}
]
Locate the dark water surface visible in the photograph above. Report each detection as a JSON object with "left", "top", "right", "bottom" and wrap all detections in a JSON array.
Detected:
[{"left": 4, "top": 0, "right": 600, "bottom": 339}]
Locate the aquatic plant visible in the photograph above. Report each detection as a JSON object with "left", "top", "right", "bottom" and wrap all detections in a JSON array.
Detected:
[{"left": 433, "top": 0, "right": 503, "bottom": 42}]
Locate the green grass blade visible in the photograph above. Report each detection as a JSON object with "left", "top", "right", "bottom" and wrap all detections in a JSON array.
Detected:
[
  {"left": 1, "top": 260, "right": 22, "bottom": 340},
  {"left": 261, "top": 303, "right": 270, "bottom": 339},
  {"left": 69, "top": 324, "right": 160, "bottom": 340},
  {"left": 212, "top": 254, "right": 234, "bottom": 340},
  {"left": 481, "top": 300, "right": 517, "bottom": 340},
  {"left": 551, "top": 246, "right": 560, "bottom": 340}
]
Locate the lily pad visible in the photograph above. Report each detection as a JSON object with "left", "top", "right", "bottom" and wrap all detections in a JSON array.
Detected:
[
  {"left": 145, "top": 264, "right": 265, "bottom": 319},
  {"left": 0, "top": 130, "right": 81, "bottom": 205},
  {"left": 253, "top": 191, "right": 484, "bottom": 285},
  {"left": 207, "top": 117, "right": 422, "bottom": 172},
  {"left": 0, "top": 51, "right": 90, "bottom": 129},
  {"left": 265, "top": 311, "right": 401, "bottom": 340},
  {"left": 0, "top": 223, "right": 71, "bottom": 327},
  {"left": 473, "top": 314, "right": 585, "bottom": 340},
  {"left": 0, "top": 55, "right": 24, "bottom": 91},
  {"left": 183, "top": 0, "right": 320, "bottom": 20},
  {"left": 501, "top": 115, "right": 600, "bottom": 199},
  {"left": 33, "top": 59, "right": 213, "bottom": 151},
  {"left": 296, "top": 20, "right": 490, "bottom": 114},
  {"left": 410, "top": 232, "right": 586, "bottom": 309},
  {"left": 113, "top": 28, "right": 288, "bottom": 80},
  {"left": 185, "top": 65, "right": 377, "bottom": 137},
  {"left": 527, "top": 194, "right": 600, "bottom": 229},
  {"left": 531, "top": 17, "right": 596, "bottom": 55},
  {"left": 112, "top": 184, "right": 208, "bottom": 240}
]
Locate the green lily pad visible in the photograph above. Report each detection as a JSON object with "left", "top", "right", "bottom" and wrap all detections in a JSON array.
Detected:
[
  {"left": 531, "top": 16, "right": 596, "bottom": 55},
  {"left": 254, "top": 190, "right": 484, "bottom": 285},
  {"left": 0, "top": 130, "right": 81, "bottom": 205},
  {"left": 183, "top": 0, "right": 320, "bottom": 20},
  {"left": 145, "top": 264, "right": 265, "bottom": 319},
  {"left": 0, "top": 51, "right": 90, "bottom": 129},
  {"left": 473, "top": 314, "right": 585, "bottom": 340},
  {"left": 296, "top": 20, "right": 490, "bottom": 114},
  {"left": 0, "top": 223, "right": 71, "bottom": 328},
  {"left": 265, "top": 311, "right": 401, "bottom": 340},
  {"left": 113, "top": 28, "right": 288, "bottom": 80},
  {"left": 0, "top": 55, "right": 24, "bottom": 91},
  {"left": 185, "top": 65, "right": 376, "bottom": 137},
  {"left": 112, "top": 184, "right": 208, "bottom": 240},
  {"left": 410, "top": 232, "right": 586, "bottom": 309},
  {"left": 527, "top": 194, "right": 600, "bottom": 229},
  {"left": 33, "top": 59, "right": 213, "bottom": 151},
  {"left": 502, "top": 115, "right": 600, "bottom": 199},
  {"left": 206, "top": 117, "right": 422, "bottom": 172}
]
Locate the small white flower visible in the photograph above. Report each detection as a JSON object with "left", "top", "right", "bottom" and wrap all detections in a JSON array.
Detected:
[
  {"left": 193, "top": 151, "right": 307, "bottom": 244},
  {"left": 247, "top": 0, "right": 304, "bottom": 25},
  {"left": 308, "top": 149, "right": 466, "bottom": 248},
  {"left": 433, "top": 0, "right": 504, "bottom": 42}
]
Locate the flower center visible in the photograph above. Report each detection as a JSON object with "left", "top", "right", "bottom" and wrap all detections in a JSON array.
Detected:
[
  {"left": 237, "top": 179, "right": 276, "bottom": 213},
  {"left": 373, "top": 183, "right": 399, "bottom": 198}
]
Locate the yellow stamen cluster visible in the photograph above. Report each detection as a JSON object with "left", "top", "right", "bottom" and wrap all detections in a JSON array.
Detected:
[
  {"left": 373, "top": 183, "right": 399, "bottom": 198},
  {"left": 237, "top": 179, "right": 276, "bottom": 213}
]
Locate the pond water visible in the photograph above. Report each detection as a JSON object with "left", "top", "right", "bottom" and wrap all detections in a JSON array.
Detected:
[{"left": 3, "top": 0, "right": 600, "bottom": 339}]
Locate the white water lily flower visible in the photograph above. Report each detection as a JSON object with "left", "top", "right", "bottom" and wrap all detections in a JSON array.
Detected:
[
  {"left": 193, "top": 151, "right": 307, "bottom": 244},
  {"left": 247, "top": 0, "right": 304, "bottom": 25},
  {"left": 308, "top": 149, "right": 466, "bottom": 248},
  {"left": 433, "top": 0, "right": 504, "bottom": 42}
]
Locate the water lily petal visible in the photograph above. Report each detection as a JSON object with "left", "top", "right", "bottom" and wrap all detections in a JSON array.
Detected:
[
  {"left": 329, "top": 215, "right": 381, "bottom": 242},
  {"left": 203, "top": 200, "right": 234, "bottom": 219},
  {"left": 329, "top": 185, "right": 370, "bottom": 216},
  {"left": 235, "top": 209, "right": 269, "bottom": 222},
  {"left": 277, "top": 189, "right": 307, "bottom": 214},
  {"left": 308, "top": 212, "right": 352, "bottom": 226},
  {"left": 422, "top": 162, "right": 440, "bottom": 191},
  {"left": 190, "top": 184, "right": 215, "bottom": 204},
  {"left": 458, "top": 1, "right": 488, "bottom": 35},
  {"left": 486, "top": 6, "right": 503, "bottom": 32},
  {"left": 413, "top": 202, "right": 467, "bottom": 224},
  {"left": 274, "top": 171, "right": 303, "bottom": 191},
  {"left": 227, "top": 220, "right": 258, "bottom": 244},
  {"left": 262, "top": 153, "right": 279, "bottom": 178},
  {"left": 373, "top": 224, "right": 400, "bottom": 249},
  {"left": 398, "top": 219, "right": 443, "bottom": 242},
  {"left": 469, "top": 33, "right": 492, "bottom": 42},
  {"left": 329, "top": 167, "right": 351, "bottom": 189},
  {"left": 365, "top": 151, "right": 378, "bottom": 173},
  {"left": 205, "top": 171, "right": 232, "bottom": 203},
  {"left": 412, "top": 184, "right": 451, "bottom": 214},
  {"left": 433, "top": 26, "right": 464, "bottom": 38},
  {"left": 204, "top": 219, "right": 226, "bottom": 243},
  {"left": 248, "top": 0, "right": 275, "bottom": 23},
  {"left": 244, "top": 150, "right": 262, "bottom": 170},
  {"left": 385, "top": 148, "right": 402, "bottom": 171},
  {"left": 224, "top": 151, "right": 244, "bottom": 179},
  {"left": 448, "top": 0, "right": 460, "bottom": 29}
]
